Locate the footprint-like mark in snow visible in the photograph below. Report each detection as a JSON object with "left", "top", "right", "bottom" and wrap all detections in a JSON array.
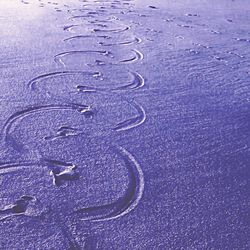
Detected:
[
  {"left": 92, "top": 25, "right": 130, "bottom": 33},
  {"left": 63, "top": 24, "right": 84, "bottom": 32},
  {"left": 44, "top": 126, "right": 83, "bottom": 141},
  {"left": 54, "top": 50, "right": 113, "bottom": 67},
  {"left": 2, "top": 103, "right": 92, "bottom": 142},
  {"left": 0, "top": 195, "right": 39, "bottom": 222},
  {"left": 99, "top": 37, "right": 141, "bottom": 46},
  {"left": 28, "top": 71, "right": 101, "bottom": 90},
  {"left": 233, "top": 37, "right": 250, "bottom": 43},
  {"left": 185, "top": 13, "right": 199, "bottom": 17},
  {"left": 69, "top": 14, "right": 97, "bottom": 20},
  {"left": 227, "top": 51, "right": 245, "bottom": 59},
  {"left": 0, "top": 144, "right": 145, "bottom": 223},
  {"left": 0, "top": 159, "right": 79, "bottom": 187},
  {"left": 177, "top": 24, "right": 193, "bottom": 28},
  {"left": 77, "top": 71, "right": 144, "bottom": 92},
  {"left": 63, "top": 34, "right": 111, "bottom": 42},
  {"left": 43, "top": 159, "right": 79, "bottom": 186},
  {"left": 53, "top": 49, "right": 143, "bottom": 67}
]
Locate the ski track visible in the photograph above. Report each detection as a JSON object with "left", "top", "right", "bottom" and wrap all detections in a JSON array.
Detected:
[{"left": 1, "top": 0, "right": 147, "bottom": 248}]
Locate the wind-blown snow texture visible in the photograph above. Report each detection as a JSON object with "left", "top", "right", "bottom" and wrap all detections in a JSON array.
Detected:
[{"left": 0, "top": 0, "right": 250, "bottom": 249}]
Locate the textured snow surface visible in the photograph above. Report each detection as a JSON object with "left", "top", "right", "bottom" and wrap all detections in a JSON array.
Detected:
[{"left": 0, "top": 0, "right": 250, "bottom": 249}]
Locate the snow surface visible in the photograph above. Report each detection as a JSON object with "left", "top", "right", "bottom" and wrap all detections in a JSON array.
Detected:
[{"left": 0, "top": 0, "right": 250, "bottom": 249}]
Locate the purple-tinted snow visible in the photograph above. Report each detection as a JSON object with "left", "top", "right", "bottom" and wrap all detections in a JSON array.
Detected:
[{"left": 0, "top": 0, "right": 250, "bottom": 249}]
